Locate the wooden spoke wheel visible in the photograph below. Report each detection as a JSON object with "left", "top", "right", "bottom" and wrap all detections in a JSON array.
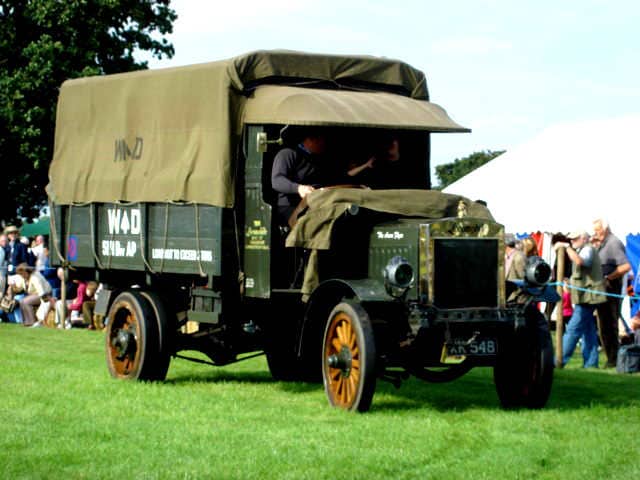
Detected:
[
  {"left": 493, "top": 307, "right": 554, "bottom": 409},
  {"left": 322, "top": 302, "right": 376, "bottom": 412},
  {"left": 106, "top": 291, "right": 170, "bottom": 381}
]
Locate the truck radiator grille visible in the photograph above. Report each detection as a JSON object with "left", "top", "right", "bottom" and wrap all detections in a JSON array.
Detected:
[{"left": 433, "top": 239, "right": 498, "bottom": 308}]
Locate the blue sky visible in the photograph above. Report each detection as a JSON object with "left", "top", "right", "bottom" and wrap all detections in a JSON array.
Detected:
[{"left": 145, "top": 0, "right": 640, "bottom": 178}]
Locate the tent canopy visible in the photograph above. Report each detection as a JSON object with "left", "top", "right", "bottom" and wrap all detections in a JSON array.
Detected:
[
  {"left": 443, "top": 115, "right": 640, "bottom": 239},
  {"left": 20, "top": 217, "right": 50, "bottom": 237}
]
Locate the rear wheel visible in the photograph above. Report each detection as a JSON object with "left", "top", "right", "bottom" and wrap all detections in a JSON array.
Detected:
[
  {"left": 106, "top": 290, "right": 169, "bottom": 381},
  {"left": 139, "top": 291, "right": 172, "bottom": 380},
  {"left": 494, "top": 308, "right": 554, "bottom": 409},
  {"left": 322, "top": 301, "right": 376, "bottom": 412}
]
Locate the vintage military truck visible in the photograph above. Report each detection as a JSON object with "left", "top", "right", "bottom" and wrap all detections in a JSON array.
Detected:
[{"left": 48, "top": 50, "right": 556, "bottom": 412}]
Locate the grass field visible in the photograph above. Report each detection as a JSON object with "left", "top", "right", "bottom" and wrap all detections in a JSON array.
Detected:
[{"left": 1, "top": 323, "right": 638, "bottom": 480}]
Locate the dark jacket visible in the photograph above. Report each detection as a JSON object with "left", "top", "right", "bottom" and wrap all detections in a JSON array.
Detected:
[
  {"left": 6, "top": 241, "right": 29, "bottom": 272},
  {"left": 271, "top": 145, "right": 342, "bottom": 221}
]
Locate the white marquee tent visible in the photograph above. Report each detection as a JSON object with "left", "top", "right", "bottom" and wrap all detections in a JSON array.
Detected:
[{"left": 443, "top": 115, "right": 640, "bottom": 239}]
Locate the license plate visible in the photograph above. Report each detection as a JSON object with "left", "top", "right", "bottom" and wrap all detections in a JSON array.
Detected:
[{"left": 445, "top": 338, "right": 498, "bottom": 357}]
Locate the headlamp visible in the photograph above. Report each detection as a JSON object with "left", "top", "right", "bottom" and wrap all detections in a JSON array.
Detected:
[
  {"left": 384, "top": 256, "right": 414, "bottom": 290},
  {"left": 524, "top": 256, "right": 551, "bottom": 286}
]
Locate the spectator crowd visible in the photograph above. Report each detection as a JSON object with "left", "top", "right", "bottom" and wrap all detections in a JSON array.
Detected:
[
  {"left": 0, "top": 225, "right": 101, "bottom": 330},
  {"left": 505, "top": 217, "right": 640, "bottom": 371}
]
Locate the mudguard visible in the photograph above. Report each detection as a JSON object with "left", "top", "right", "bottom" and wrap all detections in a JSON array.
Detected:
[{"left": 296, "top": 278, "right": 393, "bottom": 369}]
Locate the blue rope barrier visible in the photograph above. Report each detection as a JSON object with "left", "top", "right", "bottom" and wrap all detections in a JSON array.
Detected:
[{"left": 548, "top": 281, "right": 640, "bottom": 301}]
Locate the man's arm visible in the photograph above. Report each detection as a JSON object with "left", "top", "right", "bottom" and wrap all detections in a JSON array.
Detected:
[
  {"left": 606, "top": 261, "right": 631, "bottom": 281},
  {"left": 271, "top": 149, "right": 300, "bottom": 195},
  {"left": 347, "top": 157, "right": 375, "bottom": 177},
  {"left": 608, "top": 238, "right": 632, "bottom": 280},
  {"left": 556, "top": 242, "right": 591, "bottom": 267},
  {"left": 566, "top": 245, "right": 586, "bottom": 266},
  {"left": 272, "top": 149, "right": 315, "bottom": 198}
]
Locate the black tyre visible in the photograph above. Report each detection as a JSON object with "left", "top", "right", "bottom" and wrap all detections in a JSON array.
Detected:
[
  {"left": 322, "top": 301, "right": 376, "bottom": 412},
  {"left": 494, "top": 307, "right": 554, "bottom": 409},
  {"left": 262, "top": 298, "right": 302, "bottom": 381},
  {"left": 264, "top": 321, "right": 301, "bottom": 381},
  {"left": 139, "top": 290, "right": 172, "bottom": 380},
  {"left": 106, "top": 290, "right": 169, "bottom": 381}
]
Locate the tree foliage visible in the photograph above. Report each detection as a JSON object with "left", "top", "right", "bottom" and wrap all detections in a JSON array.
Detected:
[
  {"left": 0, "top": 0, "right": 176, "bottom": 225},
  {"left": 434, "top": 149, "right": 505, "bottom": 190}
]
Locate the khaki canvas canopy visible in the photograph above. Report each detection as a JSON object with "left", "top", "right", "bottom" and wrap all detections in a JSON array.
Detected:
[
  {"left": 286, "top": 188, "right": 494, "bottom": 250},
  {"left": 47, "top": 50, "right": 466, "bottom": 207},
  {"left": 242, "top": 86, "right": 469, "bottom": 131},
  {"left": 231, "top": 50, "right": 429, "bottom": 100}
]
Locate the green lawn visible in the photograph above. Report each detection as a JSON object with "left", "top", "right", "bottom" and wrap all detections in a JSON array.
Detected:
[{"left": 1, "top": 323, "right": 638, "bottom": 479}]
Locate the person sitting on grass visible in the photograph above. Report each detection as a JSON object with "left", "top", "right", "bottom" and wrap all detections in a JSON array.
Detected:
[
  {"left": 82, "top": 281, "right": 99, "bottom": 329},
  {"left": 11, "top": 263, "right": 52, "bottom": 327},
  {"left": 54, "top": 276, "right": 96, "bottom": 329}
]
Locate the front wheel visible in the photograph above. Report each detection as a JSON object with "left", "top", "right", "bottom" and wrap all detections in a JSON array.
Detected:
[
  {"left": 322, "top": 301, "right": 376, "bottom": 412},
  {"left": 493, "top": 307, "right": 554, "bottom": 409}
]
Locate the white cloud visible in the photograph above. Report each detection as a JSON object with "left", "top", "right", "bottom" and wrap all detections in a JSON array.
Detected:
[
  {"left": 574, "top": 79, "right": 640, "bottom": 99},
  {"left": 430, "top": 36, "right": 512, "bottom": 55},
  {"left": 170, "top": 0, "right": 314, "bottom": 34}
]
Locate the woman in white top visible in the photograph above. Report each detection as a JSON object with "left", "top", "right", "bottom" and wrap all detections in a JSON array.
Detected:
[{"left": 14, "top": 263, "right": 51, "bottom": 326}]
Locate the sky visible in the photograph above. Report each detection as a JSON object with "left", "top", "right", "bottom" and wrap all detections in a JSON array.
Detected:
[{"left": 143, "top": 0, "right": 640, "bottom": 180}]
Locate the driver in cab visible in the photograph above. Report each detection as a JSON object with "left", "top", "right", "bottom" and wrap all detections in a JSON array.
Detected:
[{"left": 271, "top": 129, "right": 336, "bottom": 225}]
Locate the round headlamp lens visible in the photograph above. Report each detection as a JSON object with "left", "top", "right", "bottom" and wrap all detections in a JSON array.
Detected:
[
  {"left": 394, "top": 263, "right": 414, "bottom": 288},
  {"left": 525, "top": 256, "right": 551, "bottom": 286},
  {"left": 384, "top": 256, "right": 414, "bottom": 289}
]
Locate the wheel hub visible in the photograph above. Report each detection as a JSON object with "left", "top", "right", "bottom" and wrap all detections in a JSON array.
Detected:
[
  {"left": 327, "top": 346, "right": 352, "bottom": 376},
  {"left": 112, "top": 327, "right": 136, "bottom": 360}
]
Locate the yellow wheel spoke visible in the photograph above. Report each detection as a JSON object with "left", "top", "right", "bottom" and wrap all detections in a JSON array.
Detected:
[
  {"left": 351, "top": 358, "right": 360, "bottom": 369},
  {"left": 340, "top": 378, "right": 348, "bottom": 405},
  {"left": 352, "top": 345, "right": 359, "bottom": 358},
  {"left": 344, "top": 323, "right": 353, "bottom": 344},
  {"left": 330, "top": 369, "right": 341, "bottom": 381},
  {"left": 349, "top": 331, "right": 357, "bottom": 349},
  {"left": 331, "top": 338, "right": 343, "bottom": 352},
  {"left": 336, "top": 323, "right": 347, "bottom": 343},
  {"left": 344, "top": 375, "right": 352, "bottom": 401},
  {"left": 336, "top": 377, "right": 344, "bottom": 403},
  {"left": 349, "top": 374, "right": 357, "bottom": 397}
]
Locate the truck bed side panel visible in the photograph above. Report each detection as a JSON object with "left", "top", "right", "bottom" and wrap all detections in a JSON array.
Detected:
[{"left": 51, "top": 203, "right": 222, "bottom": 276}]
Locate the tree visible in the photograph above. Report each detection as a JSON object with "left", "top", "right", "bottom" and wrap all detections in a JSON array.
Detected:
[
  {"left": 434, "top": 150, "right": 505, "bottom": 190},
  {"left": 0, "top": 0, "right": 176, "bottom": 225}
]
